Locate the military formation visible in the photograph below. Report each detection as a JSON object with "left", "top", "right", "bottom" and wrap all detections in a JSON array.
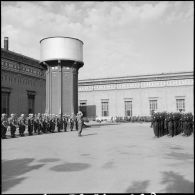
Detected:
[
  {"left": 151, "top": 112, "right": 194, "bottom": 138},
  {"left": 1, "top": 111, "right": 84, "bottom": 139}
]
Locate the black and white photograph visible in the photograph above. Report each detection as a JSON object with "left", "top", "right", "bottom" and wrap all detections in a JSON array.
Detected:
[{"left": 1, "top": 1, "right": 194, "bottom": 194}]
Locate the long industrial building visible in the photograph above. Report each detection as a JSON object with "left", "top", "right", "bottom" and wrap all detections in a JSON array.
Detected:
[
  {"left": 1, "top": 38, "right": 194, "bottom": 119},
  {"left": 78, "top": 71, "right": 194, "bottom": 120}
]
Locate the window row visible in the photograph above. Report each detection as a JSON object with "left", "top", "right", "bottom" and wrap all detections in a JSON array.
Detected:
[{"left": 80, "top": 98, "right": 186, "bottom": 117}]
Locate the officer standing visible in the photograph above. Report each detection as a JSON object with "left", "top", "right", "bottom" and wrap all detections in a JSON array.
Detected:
[
  {"left": 168, "top": 113, "right": 174, "bottom": 137},
  {"left": 57, "top": 115, "right": 62, "bottom": 132},
  {"left": 62, "top": 114, "right": 68, "bottom": 132},
  {"left": 1, "top": 113, "right": 8, "bottom": 139},
  {"left": 18, "top": 114, "right": 26, "bottom": 137},
  {"left": 70, "top": 113, "right": 75, "bottom": 131},
  {"left": 77, "top": 111, "right": 84, "bottom": 136},
  {"left": 8, "top": 113, "right": 18, "bottom": 138},
  {"left": 28, "top": 114, "right": 34, "bottom": 136}
]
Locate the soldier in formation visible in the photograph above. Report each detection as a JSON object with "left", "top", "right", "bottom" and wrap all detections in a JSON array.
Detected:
[
  {"left": 151, "top": 112, "right": 194, "bottom": 138},
  {"left": 1, "top": 113, "right": 8, "bottom": 139}
]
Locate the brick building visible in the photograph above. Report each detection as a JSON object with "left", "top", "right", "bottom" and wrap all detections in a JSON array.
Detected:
[{"left": 1, "top": 41, "right": 46, "bottom": 115}]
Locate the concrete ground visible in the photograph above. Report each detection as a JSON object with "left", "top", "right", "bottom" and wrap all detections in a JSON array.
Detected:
[{"left": 2, "top": 123, "right": 194, "bottom": 194}]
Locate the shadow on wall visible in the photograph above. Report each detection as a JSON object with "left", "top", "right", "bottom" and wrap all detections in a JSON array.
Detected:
[
  {"left": 161, "top": 171, "right": 194, "bottom": 193},
  {"left": 125, "top": 180, "right": 150, "bottom": 193},
  {"left": 2, "top": 158, "right": 44, "bottom": 192}
]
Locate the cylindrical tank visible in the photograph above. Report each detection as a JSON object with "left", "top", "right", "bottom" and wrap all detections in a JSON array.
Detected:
[
  {"left": 40, "top": 36, "right": 84, "bottom": 116},
  {"left": 40, "top": 36, "right": 83, "bottom": 64}
]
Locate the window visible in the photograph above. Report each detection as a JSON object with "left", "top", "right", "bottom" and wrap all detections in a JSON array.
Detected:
[
  {"left": 176, "top": 99, "right": 185, "bottom": 112},
  {"left": 27, "top": 91, "right": 36, "bottom": 114},
  {"left": 149, "top": 100, "right": 157, "bottom": 115},
  {"left": 1, "top": 91, "right": 10, "bottom": 115},
  {"left": 80, "top": 100, "right": 87, "bottom": 107},
  {"left": 125, "top": 101, "right": 132, "bottom": 116},
  {"left": 101, "top": 100, "right": 109, "bottom": 116}
]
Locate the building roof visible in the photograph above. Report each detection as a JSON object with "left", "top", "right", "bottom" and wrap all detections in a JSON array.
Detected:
[
  {"left": 1, "top": 48, "right": 45, "bottom": 70},
  {"left": 78, "top": 71, "right": 194, "bottom": 86}
]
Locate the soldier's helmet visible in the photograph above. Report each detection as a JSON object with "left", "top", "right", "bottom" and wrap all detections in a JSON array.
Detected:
[
  {"left": 78, "top": 111, "right": 83, "bottom": 116},
  {"left": 21, "top": 114, "right": 24, "bottom": 117},
  {"left": 11, "top": 113, "right": 15, "bottom": 117}
]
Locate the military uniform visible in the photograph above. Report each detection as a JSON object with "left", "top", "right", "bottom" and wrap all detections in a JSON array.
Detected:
[
  {"left": 168, "top": 114, "right": 174, "bottom": 137},
  {"left": 77, "top": 111, "right": 84, "bottom": 136},
  {"left": 63, "top": 115, "right": 68, "bottom": 132},
  {"left": 57, "top": 116, "right": 63, "bottom": 132},
  {"left": 70, "top": 114, "right": 75, "bottom": 131},
  {"left": 1, "top": 114, "right": 8, "bottom": 139},
  {"left": 8, "top": 114, "right": 18, "bottom": 138},
  {"left": 18, "top": 114, "right": 26, "bottom": 136},
  {"left": 28, "top": 114, "right": 34, "bottom": 136}
]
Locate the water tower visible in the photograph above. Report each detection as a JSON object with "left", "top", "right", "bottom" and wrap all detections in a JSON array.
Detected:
[{"left": 40, "top": 36, "right": 84, "bottom": 116}]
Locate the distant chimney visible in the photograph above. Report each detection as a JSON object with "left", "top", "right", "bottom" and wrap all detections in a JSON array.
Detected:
[{"left": 4, "top": 37, "right": 9, "bottom": 50}]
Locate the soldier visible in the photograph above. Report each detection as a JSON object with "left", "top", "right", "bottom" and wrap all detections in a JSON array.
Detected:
[
  {"left": 77, "top": 111, "right": 84, "bottom": 136},
  {"left": 151, "top": 112, "right": 157, "bottom": 137},
  {"left": 33, "top": 114, "right": 38, "bottom": 134},
  {"left": 37, "top": 113, "right": 43, "bottom": 135},
  {"left": 18, "top": 114, "right": 26, "bottom": 137},
  {"left": 50, "top": 115, "right": 56, "bottom": 133},
  {"left": 8, "top": 113, "right": 18, "bottom": 138},
  {"left": 164, "top": 113, "right": 169, "bottom": 135},
  {"left": 42, "top": 114, "right": 47, "bottom": 133},
  {"left": 27, "top": 114, "right": 34, "bottom": 136},
  {"left": 168, "top": 113, "right": 174, "bottom": 137},
  {"left": 1, "top": 113, "right": 8, "bottom": 139},
  {"left": 62, "top": 114, "right": 68, "bottom": 132},
  {"left": 70, "top": 113, "right": 75, "bottom": 131},
  {"left": 57, "top": 115, "right": 63, "bottom": 132}
]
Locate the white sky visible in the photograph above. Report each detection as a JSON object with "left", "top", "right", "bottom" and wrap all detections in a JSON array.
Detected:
[{"left": 1, "top": 1, "right": 194, "bottom": 80}]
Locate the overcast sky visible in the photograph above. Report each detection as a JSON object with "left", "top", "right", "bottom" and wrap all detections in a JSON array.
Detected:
[{"left": 1, "top": 1, "right": 194, "bottom": 80}]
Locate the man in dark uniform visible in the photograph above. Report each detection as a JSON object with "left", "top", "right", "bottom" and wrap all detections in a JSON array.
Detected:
[
  {"left": 77, "top": 111, "right": 84, "bottom": 136},
  {"left": 168, "top": 113, "right": 174, "bottom": 137},
  {"left": 62, "top": 114, "right": 68, "bottom": 132},
  {"left": 57, "top": 114, "right": 62, "bottom": 132},
  {"left": 8, "top": 113, "right": 18, "bottom": 138},
  {"left": 1, "top": 113, "right": 8, "bottom": 139},
  {"left": 28, "top": 114, "right": 34, "bottom": 136},
  {"left": 70, "top": 113, "right": 75, "bottom": 131},
  {"left": 37, "top": 113, "right": 43, "bottom": 135},
  {"left": 18, "top": 114, "right": 26, "bottom": 137}
]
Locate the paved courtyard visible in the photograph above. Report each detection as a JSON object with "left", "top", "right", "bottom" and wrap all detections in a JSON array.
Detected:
[{"left": 2, "top": 123, "right": 194, "bottom": 193}]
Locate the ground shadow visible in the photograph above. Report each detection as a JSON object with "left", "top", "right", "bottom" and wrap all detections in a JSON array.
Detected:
[
  {"left": 169, "top": 146, "right": 183, "bottom": 150},
  {"left": 2, "top": 158, "right": 44, "bottom": 192},
  {"left": 166, "top": 151, "right": 193, "bottom": 161},
  {"left": 50, "top": 162, "right": 91, "bottom": 172},
  {"left": 161, "top": 171, "right": 194, "bottom": 193},
  {"left": 38, "top": 158, "right": 60, "bottom": 163},
  {"left": 81, "top": 133, "right": 97, "bottom": 136},
  {"left": 80, "top": 153, "right": 90, "bottom": 156},
  {"left": 102, "top": 161, "right": 114, "bottom": 169},
  {"left": 125, "top": 180, "right": 150, "bottom": 193}
]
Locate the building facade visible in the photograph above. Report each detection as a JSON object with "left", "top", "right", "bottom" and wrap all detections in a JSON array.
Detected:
[
  {"left": 1, "top": 48, "right": 46, "bottom": 115},
  {"left": 1, "top": 41, "right": 193, "bottom": 118},
  {"left": 78, "top": 72, "right": 194, "bottom": 120}
]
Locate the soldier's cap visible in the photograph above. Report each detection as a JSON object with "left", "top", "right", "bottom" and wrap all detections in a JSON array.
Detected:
[
  {"left": 21, "top": 114, "right": 24, "bottom": 117},
  {"left": 11, "top": 113, "right": 15, "bottom": 117}
]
